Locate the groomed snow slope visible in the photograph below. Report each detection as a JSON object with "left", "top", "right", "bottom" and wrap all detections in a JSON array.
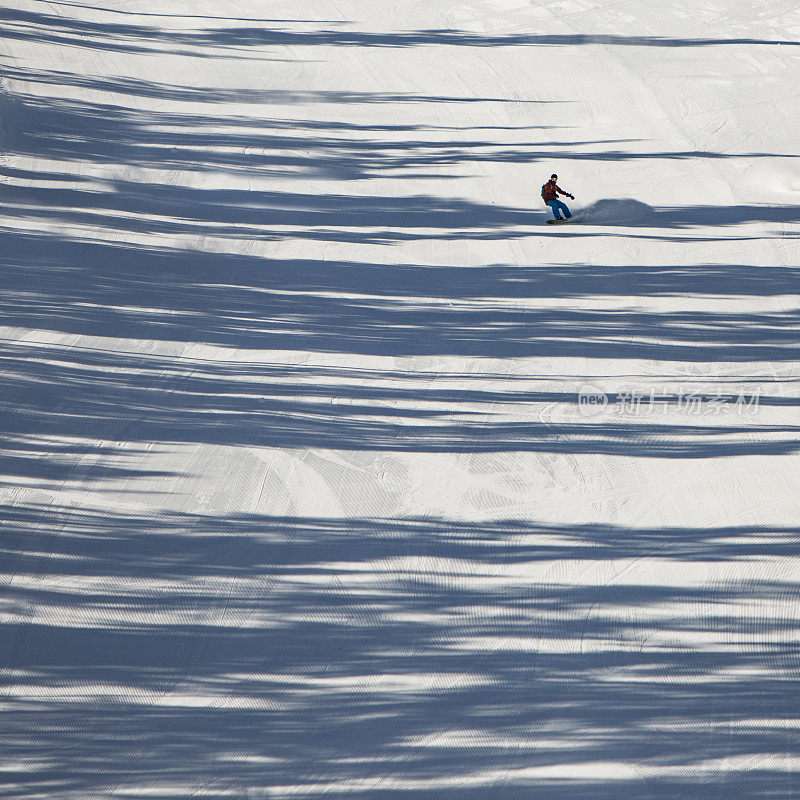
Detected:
[{"left": 1, "top": 0, "right": 799, "bottom": 797}]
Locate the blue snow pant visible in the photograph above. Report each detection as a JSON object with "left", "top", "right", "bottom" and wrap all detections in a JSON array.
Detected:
[{"left": 546, "top": 199, "right": 572, "bottom": 220}]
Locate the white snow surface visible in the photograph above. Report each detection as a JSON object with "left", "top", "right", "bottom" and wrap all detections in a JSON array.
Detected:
[{"left": 1, "top": 0, "right": 799, "bottom": 797}]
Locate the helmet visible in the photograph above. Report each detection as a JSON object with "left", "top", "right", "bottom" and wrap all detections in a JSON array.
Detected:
[{"left": 550, "top": 174, "right": 558, "bottom": 180}]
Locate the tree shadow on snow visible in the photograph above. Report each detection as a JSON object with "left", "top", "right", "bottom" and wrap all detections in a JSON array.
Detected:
[
  {"left": 575, "top": 199, "right": 800, "bottom": 230},
  {"left": 0, "top": 20, "right": 797, "bottom": 482},
  {"left": 0, "top": 214, "right": 799, "bottom": 486},
  {"left": 0, "top": 5, "right": 796, "bottom": 58},
  {"left": 1, "top": 505, "right": 799, "bottom": 799},
  {"left": 0, "top": 6, "right": 799, "bottom": 799}
]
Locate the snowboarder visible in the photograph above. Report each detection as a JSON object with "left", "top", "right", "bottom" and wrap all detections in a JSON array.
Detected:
[{"left": 541, "top": 174, "right": 574, "bottom": 221}]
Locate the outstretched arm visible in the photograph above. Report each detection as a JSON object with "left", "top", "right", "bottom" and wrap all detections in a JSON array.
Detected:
[{"left": 556, "top": 184, "right": 574, "bottom": 199}]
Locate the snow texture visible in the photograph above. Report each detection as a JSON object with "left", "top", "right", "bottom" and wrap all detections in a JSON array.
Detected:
[{"left": 0, "top": 0, "right": 799, "bottom": 798}]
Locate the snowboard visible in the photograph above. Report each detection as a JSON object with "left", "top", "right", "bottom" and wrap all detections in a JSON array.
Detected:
[{"left": 546, "top": 218, "right": 575, "bottom": 225}]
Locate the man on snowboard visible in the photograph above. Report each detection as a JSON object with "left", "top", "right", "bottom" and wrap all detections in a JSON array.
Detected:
[{"left": 541, "top": 174, "right": 574, "bottom": 221}]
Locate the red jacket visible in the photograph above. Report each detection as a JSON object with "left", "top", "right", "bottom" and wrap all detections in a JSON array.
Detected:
[{"left": 542, "top": 179, "right": 569, "bottom": 203}]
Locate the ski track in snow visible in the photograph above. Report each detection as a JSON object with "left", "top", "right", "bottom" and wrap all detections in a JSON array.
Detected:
[{"left": 0, "top": 0, "right": 799, "bottom": 797}]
